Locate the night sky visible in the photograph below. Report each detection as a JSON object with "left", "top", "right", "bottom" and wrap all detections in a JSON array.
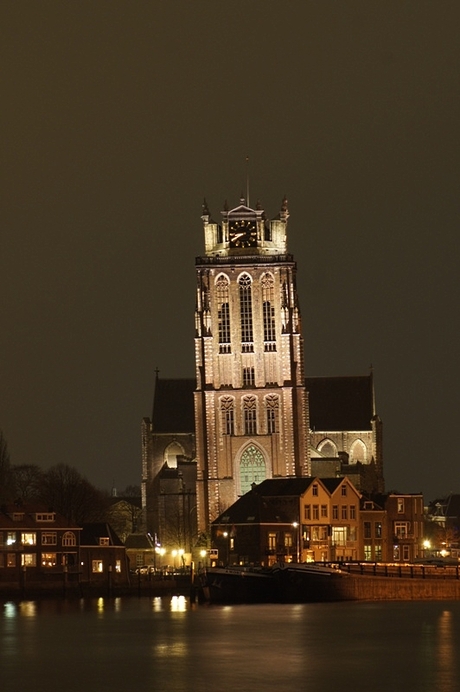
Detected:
[{"left": 2, "top": 2, "right": 459, "bottom": 500}]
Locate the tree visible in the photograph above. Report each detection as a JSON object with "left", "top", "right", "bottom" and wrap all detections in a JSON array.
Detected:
[
  {"left": 0, "top": 430, "right": 13, "bottom": 503},
  {"left": 39, "top": 463, "right": 107, "bottom": 525},
  {"left": 10, "top": 464, "right": 43, "bottom": 501}
]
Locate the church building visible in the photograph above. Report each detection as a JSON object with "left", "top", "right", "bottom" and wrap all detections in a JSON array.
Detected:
[{"left": 142, "top": 195, "right": 383, "bottom": 545}]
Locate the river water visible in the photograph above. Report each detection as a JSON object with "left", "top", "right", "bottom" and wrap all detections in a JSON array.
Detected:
[{"left": 1, "top": 595, "right": 459, "bottom": 692}]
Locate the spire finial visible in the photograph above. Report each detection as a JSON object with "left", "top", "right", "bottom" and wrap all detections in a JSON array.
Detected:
[{"left": 246, "top": 155, "right": 249, "bottom": 207}]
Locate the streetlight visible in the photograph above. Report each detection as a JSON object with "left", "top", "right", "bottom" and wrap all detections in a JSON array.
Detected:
[{"left": 292, "top": 522, "right": 300, "bottom": 563}]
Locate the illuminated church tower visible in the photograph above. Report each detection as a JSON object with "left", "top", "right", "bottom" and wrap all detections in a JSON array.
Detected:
[{"left": 194, "top": 196, "right": 310, "bottom": 532}]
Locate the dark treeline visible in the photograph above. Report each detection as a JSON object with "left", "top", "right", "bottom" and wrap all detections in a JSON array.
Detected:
[{"left": 0, "top": 430, "right": 140, "bottom": 529}]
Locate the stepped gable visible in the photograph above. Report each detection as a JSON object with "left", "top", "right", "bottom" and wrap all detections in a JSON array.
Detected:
[{"left": 306, "top": 375, "right": 374, "bottom": 431}]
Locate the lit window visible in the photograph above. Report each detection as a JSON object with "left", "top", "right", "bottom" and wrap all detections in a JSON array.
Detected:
[
  {"left": 115, "top": 560, "right": 121, "bottom": 573},
  {"left": 21, "top": 554, "right": 37, "bottom": 567},
  {"left": 397, "top": 498, "right": 405, "bottom": 513},
  {"left": 21, "top": 532, "right": 36, "bottom": 546},
  {"left": 7, "top": 554, "right": 16, "bottom": 567},
  {"left": 395, "top": 522, "right": 409, "bottom": 538},
  {"left": 284, "top": 533, "right": 293, "bottom": 547},
  {"left": 375, "top": 522, "right": 382, "bottom": 538},
  {"left": 261, "top": 274, "right": 276, "bottom": 351},
  {"left": 99, "top": 537, "right": 110, "bottom": 546},
  {"left": 364, "top": 545, "right": 372, "bottom": 561},
  {"left": 92, "top": 560, "right": 103, "bottom": 573},
  {"left": 42, "top": 553, "right": 57, "bottom": 567},
  {"left": 268, "top": 533, "right": 276, "bottom": 549},
  {"left": 239, "top": 445, "right": 266, "bottom": 495}
]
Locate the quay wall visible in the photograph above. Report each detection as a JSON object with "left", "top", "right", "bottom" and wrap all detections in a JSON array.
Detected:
[{"left": 339, "top": 574, "right": 460, "bottom": 601}]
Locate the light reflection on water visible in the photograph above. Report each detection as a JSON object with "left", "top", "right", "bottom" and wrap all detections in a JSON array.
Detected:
[{"left": 1, "top": 597, "right": 460, "bottom": 692}]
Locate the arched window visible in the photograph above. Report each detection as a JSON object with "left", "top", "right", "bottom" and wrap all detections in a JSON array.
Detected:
[
  {"left": 220, "top": 397, "right": 235, "bottom": 435},
  {"left": 265, "top": 394, "right": 279, "bottom": 434},
  {"left": 261, "top": 273, "right": 276, "bottom": 351},
  {"left": 165, "top": 441, "right": 184, "bottom": 468},
  {"left": 317, "top": 439, "right": 338, "bottom": 457},
  {"left": 216, "top": 275, "right": 231, "bottom": 354},
  {"left": 242, "top": 396, "right": 257, "bottom": 435},
  {"left": 240, "top": 445, "right": 266, "bottom": 495},
  {"left": 62, "top": 532, "right": 76, "bottom": 547},
  {"left": 239, "top": 274, "right": 253, "bottom": 352},
  {"left": 350, "top": 439, "right": 367, "bottom": 463}
]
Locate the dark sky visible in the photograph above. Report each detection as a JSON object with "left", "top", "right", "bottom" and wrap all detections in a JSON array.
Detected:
[{"left": 2, "top": 2, "right": 459, "bottom": 499}]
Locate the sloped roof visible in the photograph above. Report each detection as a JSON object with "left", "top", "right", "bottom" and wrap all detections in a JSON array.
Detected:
[
  {"left": 253, "top": 477, "right": 315, "bottom": 497},
  {"left": 150, "top": 374, "right": 376, "bottom": 434},
  {"left": 124, "top": 533, "right": 155, "bottom": 549},
  {"left": 152, "top": 378, "right": 195, "bottom": 433},
  {"left": 212, "top": 486, "right": 293, "bottom": 526},
  {"left": 306, "top": 375, "right": 374, "bottom": 431},
  {"left": 80, "top": 522, "right": 124, "bottom": 546}
]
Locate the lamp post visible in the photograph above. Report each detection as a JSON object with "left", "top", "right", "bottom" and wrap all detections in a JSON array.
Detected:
[
  {"left": 223, "top": 531, "right": 229, "bottom": 565},
  {"left": 292, "top": 522, "right": 300, "bottom": 563}
]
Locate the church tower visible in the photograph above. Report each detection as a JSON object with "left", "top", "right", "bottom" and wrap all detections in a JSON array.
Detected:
[{"left": 194, "top": 196, "right": 310, "bottom": 533}]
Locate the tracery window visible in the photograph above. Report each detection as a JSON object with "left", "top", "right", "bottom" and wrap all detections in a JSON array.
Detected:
[
  {"left": 239, "top": 274, "right": 253, "bottom": 352},
  {"left": 220, "top": 397, "right": 235, "bottom": 435},
  {"left": 240, "top": 445, "right": 266, "bottom": 495},
  {"left": 261, "top": 273, "right": 276, "bottom": 351},
  {"left": 216, "top": 275, "right": 231, "bottom": 354},
  {"left": 243, "top": 396, "right": 257, "bottom": 435},
  {"left": 265, "top": 394, "right": 279, "bottom": 433}
]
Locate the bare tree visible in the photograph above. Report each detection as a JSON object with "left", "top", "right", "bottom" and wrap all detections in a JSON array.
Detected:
[
  {"left": 39, "top": 463, "right": 107, "bottom": 524},
  {"left": 10, "top": 464, "right": 43, "bottom": 500},
  {"left": 0, "top": 430, "right": 13, "bottom": 503}
]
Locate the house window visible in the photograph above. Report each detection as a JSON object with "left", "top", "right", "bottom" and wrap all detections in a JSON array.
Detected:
[
  {"left": 364, "top": 545, "right": 372, "bottom": 561},
  {"left": 239, "top": 274, "right": 253, "bottom": 351},
  {"left": 332, "top": 505, "right": 338, "bottom": 520},
  {"left": 243, "top": 396, "right": 257, "bottom": 435},
  {"left": 284, "top": 533, "right": 293, "bottom": 547},
  {"left": 332, "top": 527, "right": 346, "bottom": 546},
  {"left": 364, "top": 522, "right": 371, "bottom": 539},
  {"left": 21, "top": 532, "right": 36, "bottom": 546},
  {"left": 99, "top": 537, "right": 110, "bottom": 546},
  {"left": 374, "top": 545, "right": 382, "bottom": 561},
  {"left": 35, "top": 513, "right": 55, "bottom": 522},
  {"left": 304, "top": 505, "right": 311, "bottom": 520},
  {"left": 341, "top": 506, "right": 348, "bottom": 520},
  {"left": 21, "top": 554, "right": 37, "bottom": 567},
  {"left": 92, "top": 560, "right": 104, "bottom": 573},
  {"left": 395, "top": 522, "right": 409, "bottom": 539},
  {"left": 0, "top": 554, "right": 3, "bottom": 567},
  {"left": 0, "top": 532, "right": 3, "bottom": 546},
  {"left": 350, "top": 505, "right": 356, "bottom": 520},
  {"left": 394, "top": 546, "right": 401, "bottom": 561},
  {"left": 341, "top": 485, "right": 347, "bottom": 497},
  {"left": 42, "top": 532, "right": 57, "bottom": 545},
  {"left": 402, "top": 545, "right": 410, "bottom": 562},
  {"left": 321, "top": 505, "right": 328, "bottom": 518},
  {"left": 312, "top": 484, "right": 318, "bottom": 496},
  {"left": 268, "top": 533, "right": 276, "bottom": 549},
  {"left": 7, "top": 554, "right": 16, "bottom": 567},
  {"left": 115, "top": 560, "right": 122, "bottom": 573},
  {"left": 62, "top": 532, "right": 76, "bottom": 547},
  {"left": 13, "top": 512, "right": 24, "bottom": 521},
  {"left": 397, "top": 498, "right": 405, "bottom": 513},
  {"left": 375, "top": 522, "right": 382, "bottom": 538},
  {"left": 42, "top": 553, "right": 57, "bottom": 567},
  {"left": 313, "top": 505, "right": 319, "bottom": 520}
]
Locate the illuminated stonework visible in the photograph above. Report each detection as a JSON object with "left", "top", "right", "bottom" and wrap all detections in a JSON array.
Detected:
[{"left": 195, "top": 197, "right": 310, "bottom": 532}]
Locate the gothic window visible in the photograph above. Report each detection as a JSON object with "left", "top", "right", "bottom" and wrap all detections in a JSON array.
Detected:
[
  {"left": 243, "top": 367, "right": 255, "bottom": 387},
  {"left": 239, "top": 274, "right": 253, "bottom": 352},
  {"left": 243, "top": 396, "right": 257, "bottom": 435},
  {"left": 317, "top": 438, "right": 338, "bottom": 457},
  {"left": 261, "top": 274, "right": 276, "bottom": 351},
  {"left": 165, "top": 441, "right": 184, "bottom": 468},
  {"left": 350, "top": 439, "right": 367, "bottom": 462},
  {"left": 220, "top": 397, "right": 235, "bottom": 436},
  {"left": 265, "top": 394, "right": 279, "bottom": 433},
  {"left": 216, "top": 275, "right": 231, "bottom": 354},
  {"left": 240, "top": 444, "right": 266, "bottom": 495}
]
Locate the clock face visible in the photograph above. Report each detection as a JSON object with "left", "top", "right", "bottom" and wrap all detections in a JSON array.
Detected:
[{"left": 229, "top": 220, "right": 257, "bottom": 248}]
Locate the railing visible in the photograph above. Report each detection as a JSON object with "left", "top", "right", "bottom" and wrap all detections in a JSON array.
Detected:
[{"left": 326, "top": 561, "right": 460, "bottom": 580}]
